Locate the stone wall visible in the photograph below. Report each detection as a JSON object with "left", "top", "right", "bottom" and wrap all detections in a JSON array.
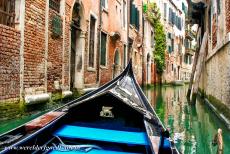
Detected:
[
  {"left": 0, "top": 25, "right": 20, "bottom": 100},
  {"left": 199, "top": 0, "right": 230, "bottom": 108},
  {"left": 201, "top": 44, "right": 230, "bottom": 108}
]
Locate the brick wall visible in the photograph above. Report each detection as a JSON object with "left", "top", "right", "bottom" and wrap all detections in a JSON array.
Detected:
[
  {"left": 212, "top": 15, "right": 217, "bottom": 49},
  {"left": 47, "top": 10, "right": 63, "bottom": 92},
  {"left": 63, "top": 3, "right": 71, "bottom": 87},
  {"left": 226, "top": 0, "right": 230, "bottom": 33},
  {"left": 24, "top": 0, "right": 46, "bottom": 89},
  {"left": 0, "top": 25, "right": 20, "bottom": 100}
]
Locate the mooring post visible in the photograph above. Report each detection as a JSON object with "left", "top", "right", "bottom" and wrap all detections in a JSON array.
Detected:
[
  {"left": 212, "top": 128, "right": 223, "bottom": 154},
  {"left": 190, "top": 31, "right": 208, "bottom": 104},
  {"left": 187, "top": 48, "right": 199, "bottom": 101}
]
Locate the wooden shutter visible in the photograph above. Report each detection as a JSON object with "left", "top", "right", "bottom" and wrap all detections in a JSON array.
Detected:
[
  {"left": 136, "top": 8, "right": 139, "bottom": 30},
  {"left": 100, "top": 32, "right": 107, "bottom": 66},
  {"left": 89, "top": 16, "right": 96, "bottom": 67},
  {"left": 123, "top": 44, "right": 127, "bottom": 68},
  {"left": 164, "top": 3, "right": 167, "bottom": 19}
]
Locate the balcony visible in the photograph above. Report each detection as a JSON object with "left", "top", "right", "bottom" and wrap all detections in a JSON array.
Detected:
[
  {"left": 185, "top": 48, "right": 195, "bottom": 56},
  {"left": 185, "top": 29, "right": 195, "bottom": 40}
]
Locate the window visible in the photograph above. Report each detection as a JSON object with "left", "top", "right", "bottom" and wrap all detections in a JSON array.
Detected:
[
  {"left": 189, "top": 56, "right": 192, "bottom": 64},
  {"left": 175, "top": 16, "right": 182, "bottom": 30},
  {"left": 182, "top": 2, "right": 187, "bottom": 15},
  {"left": 101, "top": 0, "right": 108, "bottom": 9},
  {"left": 89, "top": 15, "right": 96, "bottom": 68},
  {"left": 172, "top": 12, "right": 175, "bottom": 25},
  {"left": 208, "top": 7, "right": 211, "bottom": 34},
  {"left": 0, "top": 0, "right": 15, "bottom": 27},
  {"left": 130, "top": 0, "right": 139, "bottom": 30},
  {"left": 164, "top": 3, "right": 167, "bottom": 19},
  {"left": 216, "top": 0, "right": 220, "bottom": 15},
  {"left": 168, "top": 33, "right": 171, "bottom": 39},
  {"left": 171, "top": 39, "right": 174, "bottom": 52},
  {"left": 168, "top": 8, "right": 172, "bottom": 24},
  {"left": 151, "top": 31, "right": 154, "bottom": 47},
  {"left": 49, "top": 0, "right": 60, "bottom": 13},
  {"left": 100, "top": 32, "right": 107, "bottom": 66},
  {"left": 123, "top": 0, "right": 127, "bottom": 28},
  {"left": 123, "top": 44, "right": 127, "bottom": 68},
  {"left": 168, "top": 46, "right": 172, "bottom": 53}
]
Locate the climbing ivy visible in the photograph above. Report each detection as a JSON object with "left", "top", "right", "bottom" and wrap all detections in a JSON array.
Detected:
[{"left": 144, "top": 3, "right": 166, "bottom": 75}]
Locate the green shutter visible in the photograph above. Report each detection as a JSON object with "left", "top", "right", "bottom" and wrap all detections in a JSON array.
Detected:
[
  {"left": 101, "top": 0, "right": 105, "bottom": 8},
  {"left": 130, "top": 0, "right": 135, "bottom": 25},
  {"left": 123, "top": 45, "right": 127, "bottom": 68},
  {"left": 100, "top": 32, "right": 107, "bottom": 66},
  {"left": 136, "top": 9, "right": 139, "bottom": 30}
]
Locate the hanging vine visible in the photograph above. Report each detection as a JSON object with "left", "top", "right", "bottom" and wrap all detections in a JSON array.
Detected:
[{"left": 144, "top": 3, "right": 166, "bottom": 76}]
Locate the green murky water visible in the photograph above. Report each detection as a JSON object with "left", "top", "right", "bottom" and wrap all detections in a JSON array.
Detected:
[
  {"left": 144, "top": 85, "right": 230, "bottom": 154},
  {"left": 0, "top": 99, "right": 71, "bottom": 135}
]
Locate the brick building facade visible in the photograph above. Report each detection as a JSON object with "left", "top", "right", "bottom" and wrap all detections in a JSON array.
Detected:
[{"left": 0, "top": 0, "right": 145, "bottom": 102}]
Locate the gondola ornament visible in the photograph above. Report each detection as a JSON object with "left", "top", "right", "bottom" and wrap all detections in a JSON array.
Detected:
[{"left": 100, "top": 106, "right": 114, "bottom": 118}]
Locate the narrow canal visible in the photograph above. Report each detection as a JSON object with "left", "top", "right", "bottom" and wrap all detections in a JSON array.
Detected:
[
  {"left": 0, "top": 85, "right": 230, "bottom": 154},
  {"left": 144, "top": 85, "right": 230, "bottom": 154}
]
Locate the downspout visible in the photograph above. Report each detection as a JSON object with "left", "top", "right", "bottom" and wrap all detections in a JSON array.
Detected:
[
  {"left": 127, "top": 0, "right": 130, "bottom": 60},
  {"left": 142, "top": 0, "right": 145, "bottom": 87},
  {"left": 96, "top": 0, "right": 102, "bottom": 83}
]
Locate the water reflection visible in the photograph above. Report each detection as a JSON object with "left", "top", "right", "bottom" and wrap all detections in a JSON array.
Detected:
[{"left": 144, "top": 85, "right": 230, "bottom": 154}]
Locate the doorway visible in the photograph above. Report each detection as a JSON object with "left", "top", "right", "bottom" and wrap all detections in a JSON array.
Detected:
[{"left": 70, "top": 2, "right": 84, "bottom": 89}]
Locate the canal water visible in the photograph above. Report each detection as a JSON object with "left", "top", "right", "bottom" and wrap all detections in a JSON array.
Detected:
[
  {"left": 144, "top": 85, "right": 230, "bottom": 154},
  {"left": 0, "top": 85, "right": 230, "bottom": 153}
]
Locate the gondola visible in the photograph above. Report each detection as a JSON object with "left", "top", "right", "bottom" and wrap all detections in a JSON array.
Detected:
[{"left": 0, "top": 61, "right": 179, "bottom": 154}]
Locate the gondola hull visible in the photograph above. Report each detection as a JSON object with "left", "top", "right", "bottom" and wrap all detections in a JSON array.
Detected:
[{"left": 0, "top": 62, "right": 179, "bottom": 154}]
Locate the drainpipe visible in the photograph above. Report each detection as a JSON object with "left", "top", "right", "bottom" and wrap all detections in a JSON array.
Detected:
[
  {"left": 127, "top": 0, "right": 130, "bottom": 60},
  {"left": 96, "top": 0, "right": 102, "bottom": 84},
  {"left": 142, "top": 0, "right": 145, "bottom": 87}
]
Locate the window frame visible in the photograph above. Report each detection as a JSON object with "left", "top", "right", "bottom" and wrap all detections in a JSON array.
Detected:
[
  {"left": 163, "top": 3, "right": 167, "bottom": 20},
  {"left": 49, "top": 0, "right": 60, "bottom": 13},
  {"left": 0, "top": 0, "right": 15, "bottom": 27},
  {"left": 101, "top": 0, "right": 108, "bottom": 10},
  {"left": 88, "top": 13, "right": 98, "bottom": 70}
]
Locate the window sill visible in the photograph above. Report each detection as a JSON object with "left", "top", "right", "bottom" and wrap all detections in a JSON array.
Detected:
[
  {"left": 102, "top": 8, "right": 108, "bottom": 14},
  {"left": 87, "top": 67, "right": 96, "bottom": 72},
  {"left": 129, "top": 25, "right": 138, "bottom": 32},
  {"left": 100, "top": 65, "right": 108, "bottom": 70}
]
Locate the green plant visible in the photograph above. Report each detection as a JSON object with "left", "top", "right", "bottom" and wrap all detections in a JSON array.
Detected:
[{"left": 145, "top": 3, "right": 166, "bottom": 75}]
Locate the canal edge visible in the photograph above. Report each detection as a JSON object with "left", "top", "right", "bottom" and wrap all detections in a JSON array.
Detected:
[{"left": 198, "top": 92, "right": 230, "bottom": 130}]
